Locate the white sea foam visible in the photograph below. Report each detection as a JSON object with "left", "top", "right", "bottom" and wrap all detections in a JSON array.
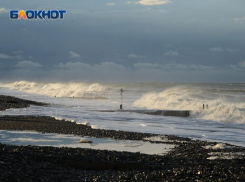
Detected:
[
  {"left": 91, "top": 125, "right": 98, "bottom": 129},
  {"left": 54, "top": 117, "right": 64, "bottom": 121},
  {"left": 1, "top": 81, "right": 245, "bottom": 147},
  {"left": 54, "top": 117, "right": 76, "bottom": 123},
  {"left": 81, "top": 120, "right": 91, "bottom": 126},
  {"left": 1, "top": 81, "right": 109, "bottom": 98},
  {"left": 134, "top": 86, "right": 245, "bottom": 124}
]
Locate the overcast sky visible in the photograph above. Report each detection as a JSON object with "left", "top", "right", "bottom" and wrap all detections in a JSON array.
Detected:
[{"left": 0, "top": 0, "right": 245, "bottom": 82}]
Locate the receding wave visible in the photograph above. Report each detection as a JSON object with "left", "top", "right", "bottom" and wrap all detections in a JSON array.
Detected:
[
  {"left": 134, "top": 87, "right": 245, "bottom": 124},
  {"left": 1, "top": 81, "right": 110, "bottom": 97}
]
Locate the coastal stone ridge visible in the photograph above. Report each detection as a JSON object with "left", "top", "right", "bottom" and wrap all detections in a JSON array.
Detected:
[
  {"left": 0, "top": 115, "right": 160, "bottom": 141},
  {"left": 0, "top": 95, "right": 48, "bottom": 111}
]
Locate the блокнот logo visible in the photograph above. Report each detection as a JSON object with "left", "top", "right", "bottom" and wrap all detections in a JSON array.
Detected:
[{"left": 10, "top": 10, "right": 67, "bottom": 20}]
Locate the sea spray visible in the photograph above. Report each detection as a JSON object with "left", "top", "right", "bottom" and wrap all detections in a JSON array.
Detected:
[
  {"left": 1, "top": 82, "right": 245, "bottom": 146},
  {"left": 134, "top": 87, "right": 245, "bottom": 124},
  {"left": 2, "top": 81, "right": 109, "bottom": 98}
]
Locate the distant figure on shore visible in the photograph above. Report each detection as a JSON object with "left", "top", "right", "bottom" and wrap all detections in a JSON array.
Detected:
[
  {"left": 120, "top": 88, "right": 124, "bottom": 110},
  {"left": 203, "top": 104, "right": 209, "bottom": 110}
]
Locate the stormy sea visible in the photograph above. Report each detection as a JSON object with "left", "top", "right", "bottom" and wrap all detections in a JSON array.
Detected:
[{"left": 1, "top": 81, "right": 245, "bottom": 147}]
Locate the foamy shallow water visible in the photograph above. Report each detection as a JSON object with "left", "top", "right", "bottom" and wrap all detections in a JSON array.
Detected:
[
  {"left": 0, "top": 81, "right": 245, "bottom": 147},
  {"left": 0, "top": 130, "right": 174, "bottom": 155}
]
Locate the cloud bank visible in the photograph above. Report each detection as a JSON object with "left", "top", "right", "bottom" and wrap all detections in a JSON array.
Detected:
[
  {"left": 106, "top": 3, "right": 115, "bottom": 6},
  {"left": 1, "top": 61, "right": 245, "bottom": 83},
  {"left": 0, "top": 53, "right": 13, "bottom": 59},
  {"left": 16, "top": 61, "right": 43, "bottom": 70}
]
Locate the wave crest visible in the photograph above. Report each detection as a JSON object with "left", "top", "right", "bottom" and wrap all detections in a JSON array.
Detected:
[
  {"left": 2, "top": 81, "right": 109, "bottom": 98},
  {"left": 134, "top": 87, "right": 245, "bottom": 124}
]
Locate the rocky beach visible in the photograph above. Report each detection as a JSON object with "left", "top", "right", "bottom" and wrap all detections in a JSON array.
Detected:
[{"left": 0, "top": 95, "right": 245, "bottom": 181}]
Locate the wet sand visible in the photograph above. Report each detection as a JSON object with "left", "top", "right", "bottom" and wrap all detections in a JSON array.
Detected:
[{"left": 0, "top": 95, "right": 245, "bottom": 181}]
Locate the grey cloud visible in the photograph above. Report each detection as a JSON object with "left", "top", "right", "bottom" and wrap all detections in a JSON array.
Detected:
[
  {"left": 16, "top": 61, "right": 43, "bottom": 69},
  {"left": 58, "top": 62, "right": 127, "bottom": 72},
  {"left": 0, "top": 53, "right": 24, "bottom": 60},
  {"left": 1, "top": 0, "right": 245, "bottom": 83},
  {"left": 0, "top": 53, "right": 13, "bottom": 59},
  {"left": 209, "top": 47, "right": 239, "bottom": 53},
  {"left": 226, "top": 48, "right": 235, "bottom": 53},
  {"left": 134, "top": 63, "right": 160, "bottom": 69},
  {"left": 164, "top": 51, "right": 179, "bottom": 56},
  {"left": 106, "top": 3, "right": 115, "bottom": 6},
  {"left": 233, "top": 17, "right": 245, "bottom": 21},
  {"left": 209, "top": 47, "right": 224, "bottom": 52},
  {"left": 95, "top": 62, "right": 126, "bottom": 71},
  {"left": 57, "top": 62, "right": 91, "bottom": 70},
  {"left": 134, "top": 62, "right": 214, "bottom": 71},
  {"left": 128, "top": 54, "right": 146, "bottom": 58},
  {"left": 15, "top": 55, "right": 23, "bottom": 59},
  {"left": 239, "top": 61, "right": 245, "bottom": 68},
  {"left": 69, "top": 51, "right": 81, "bottom": 58},
  {"left": 0, "top": 61, "right": 244, "bottom": 82},
  {"left": 12, "top": 50, "right": 23, "bottom": 54}
]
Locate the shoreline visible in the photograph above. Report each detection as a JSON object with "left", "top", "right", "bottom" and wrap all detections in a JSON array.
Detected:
[
  {"left": 0, "top": 95, "right": 48, "bottom": 111},
  {"left": 0, "top": 95, "right": 245, "bottom": 181}
]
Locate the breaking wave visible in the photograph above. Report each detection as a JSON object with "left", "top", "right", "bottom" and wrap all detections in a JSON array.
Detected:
[
  {"left": 134, "top": 86, "right": 245, "bottom": 124},
  {"left": 1, "top": 81, "right": 110, "bottom": 98}
]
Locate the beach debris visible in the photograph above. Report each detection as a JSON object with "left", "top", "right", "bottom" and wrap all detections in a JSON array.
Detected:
[
  {"left": 203, "top": 143, "right": 233, "bottom": 150},
  {"left": 207, "top": 156, "right": 223, "bottom": 160},
  {"left": 79, "top": 139, "right": 93, "bottom": 144}
]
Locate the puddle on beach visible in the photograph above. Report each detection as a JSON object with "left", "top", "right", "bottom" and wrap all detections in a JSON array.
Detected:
[{"left": 0, "top": 130, "right": 174, "bottom": 155}]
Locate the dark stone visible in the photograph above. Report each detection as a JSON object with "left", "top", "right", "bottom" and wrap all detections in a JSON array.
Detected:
[{"left": 0, "top": 95, "right": 245, "bottom": 181}]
